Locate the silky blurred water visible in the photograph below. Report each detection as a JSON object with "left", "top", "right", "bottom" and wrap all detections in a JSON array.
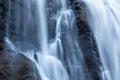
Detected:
[
  {"left": 84, "top": 0, "right": 120, "bottom": 80},
  {"left": 5, "top": 0, "right": 87, "bottom": 80}
]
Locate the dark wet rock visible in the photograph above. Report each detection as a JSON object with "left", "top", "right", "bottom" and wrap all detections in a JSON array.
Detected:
[
  {"left": 0, "top": 0, "right": 7, "bottom": 44},
  {"left": 71, "top": 0, "right": 102, "bottom": 80},
  {"left": 0, "top": 50, "right": 41, "bottom": 80},
  {"left": 0, "top": 43, "right": 4, "bottom": 51}
]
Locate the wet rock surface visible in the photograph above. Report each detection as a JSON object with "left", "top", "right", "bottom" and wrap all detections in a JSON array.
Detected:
[
  {"left": 0, "top": 50, "right": 41, "bottom": 80},
  {"left": 0, "top": 0, "right": 7, "bottom": 44},
  {"left": 71, "top": 0, "right": 102, "bottom": 80}
]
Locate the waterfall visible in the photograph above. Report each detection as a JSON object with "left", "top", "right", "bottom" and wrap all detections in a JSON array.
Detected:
[
  {"left": 5, "top": 0, "right": 88, "bottom": 80},
  {"left": 83, "top": 0, "right": 120, "bottom": 80},
  {"left": 37, "top": 0, "right": 48, "bottom": 54}
]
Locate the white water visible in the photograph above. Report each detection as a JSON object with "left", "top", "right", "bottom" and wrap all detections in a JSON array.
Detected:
[
  {"left": 84, "top": 0, "right": 120, "bottom": 80},
  {"left": 6, "top": 0, "right": 87, "bottom": 80},
  {"left": 5, "top": 0, "right": 120, "bottom": 80},
  {"left": 37, "top": 0, "right": 48, "bottom": 54}
]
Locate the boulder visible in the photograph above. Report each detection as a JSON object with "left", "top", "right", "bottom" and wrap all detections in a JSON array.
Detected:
[{"left": 0, "top": 50, "right": 41, "bottom": 80}]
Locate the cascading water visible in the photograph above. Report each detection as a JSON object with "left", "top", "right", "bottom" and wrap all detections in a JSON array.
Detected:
[
  {"left": 6, "top": 0, "right": 88, "bottom": 80},
  {"left": 83, "top": 0, "right": 120, "bottom": 80}
]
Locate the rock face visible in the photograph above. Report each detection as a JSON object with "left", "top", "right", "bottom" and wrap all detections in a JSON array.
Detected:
[
  {"left": 71, "top": 0, "right": 102, "bottom": 80},
  {"left": 0, "top": 0, "right": 7, "bottom": 44},
  {"left": 0, "top": 50, "right": 41, "bottom": 80}
]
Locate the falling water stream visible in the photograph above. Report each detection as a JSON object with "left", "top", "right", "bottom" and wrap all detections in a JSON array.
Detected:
[
  {"left": 83, "top": 0, "right": 120, "bottom": 80},
  {"left": 5, "top": 0, "right": 120, "bottom": 80},
  {"left": 5, "top": 0, "right": 87, "bottom": 80}
]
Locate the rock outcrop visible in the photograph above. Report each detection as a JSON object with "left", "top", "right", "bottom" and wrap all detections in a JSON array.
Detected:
[
  {"left": 71, "top": 0, "right": 102, "bottom": 80},
  {"left": 0, "top": 50, "right": 41, "bottom": 80},
  {"left": 0, "top": 0, "right": 7, "bottom": 44}
]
